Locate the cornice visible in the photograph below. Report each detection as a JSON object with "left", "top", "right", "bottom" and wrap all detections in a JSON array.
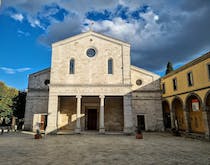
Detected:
[
  {"left": 162, "top": 51, "right": 210, "bottom": 79},
  {"left": 49, "top": 83, "right": 132, "bottom": 87}
]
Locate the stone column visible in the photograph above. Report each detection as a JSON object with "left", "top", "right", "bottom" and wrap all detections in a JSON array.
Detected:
[
  {"left": 99, "top": 95, "right": 105, "bottom": 133},
  {"left": 75, "top": 95, "right": 81, "bottom": 133},
  {"left": 202, "top": 106, "right": 210, "bottom": 140},
  {"left": 170, "top": 105, "right": 175, "bottom": 129},
  {"left": 57, "top": 97, "right": 61, "bottom": 130},
  {"left": 183, "top": 108, "right": 190, "bottom": 133},
  {"left": 123, "top": 94, "right": 133, "bottom": 134},
  {"left": 46, "top": 95, "right": 58, "bottom": 134}
]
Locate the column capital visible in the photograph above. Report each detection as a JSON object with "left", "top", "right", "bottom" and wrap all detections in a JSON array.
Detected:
[
  {"left": 99, "top": 95, "right": 105, "bottom": 99},
  {"left": 76, "top": 95, "right": 82, "bottom": 99}
]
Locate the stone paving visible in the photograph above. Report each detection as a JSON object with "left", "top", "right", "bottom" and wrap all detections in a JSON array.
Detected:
[{"left": 0, "top": 132, "right": 210, "bottom": 165}]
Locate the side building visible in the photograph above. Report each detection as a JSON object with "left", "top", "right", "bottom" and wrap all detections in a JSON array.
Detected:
[{"left": 161, "top": 52, "right": 210, "bottom": 140}]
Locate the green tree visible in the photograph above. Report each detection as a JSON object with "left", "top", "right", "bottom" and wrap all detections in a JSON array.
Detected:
[
  {"left": 12, "top": 91, "right": 26, "bottom": 119},
  {"left": 165, "top": 62, "right": 174, "bottom": 75},
  {"left": 0, "top": 81, "right": 18, "bottom": 118}
]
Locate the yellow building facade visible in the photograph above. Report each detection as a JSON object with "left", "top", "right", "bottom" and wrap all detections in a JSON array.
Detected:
[{"left": 161, "top": 52, "right": 210, "bottom": 139}]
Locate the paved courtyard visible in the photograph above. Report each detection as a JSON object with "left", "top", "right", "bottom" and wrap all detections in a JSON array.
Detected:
[{"left": 0, "top": 132, "right": 210, "bottom": 165}]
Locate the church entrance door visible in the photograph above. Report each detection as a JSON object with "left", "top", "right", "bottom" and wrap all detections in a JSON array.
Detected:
[{"left": 87, "top": 109, "right": 97, "bottom": 130}]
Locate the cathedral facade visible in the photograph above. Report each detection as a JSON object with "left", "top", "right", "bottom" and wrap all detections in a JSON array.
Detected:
[{"left": 24, "top": 31, "right": 163, "bottom": 134}]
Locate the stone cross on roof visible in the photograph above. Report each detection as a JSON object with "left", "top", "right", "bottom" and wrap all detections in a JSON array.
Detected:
[{"left": 89, "top": 22, "right": 94, "bottom": 31}]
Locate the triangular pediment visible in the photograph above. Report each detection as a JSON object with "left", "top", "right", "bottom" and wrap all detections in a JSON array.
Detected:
[
  {"left": 131, "top": 65, "right": 160, "bottom": 80},
  {"left": 52, "top": 30, "right": 130, "bottom": 47}
]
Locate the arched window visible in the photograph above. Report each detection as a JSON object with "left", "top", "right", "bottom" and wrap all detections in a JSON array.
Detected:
[
  {"left": 108, "top": 58, "right": 113, "bottom": 74},
  {"left": 69, "top": 59, "right": 75, "bottom": 74}
]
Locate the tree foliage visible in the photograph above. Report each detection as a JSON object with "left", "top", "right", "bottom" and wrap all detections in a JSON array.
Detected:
[
  {"left": 165, "top": 62, "right": 174, "bottom": 75},
  {"left": 12, "top": 91, "right": 26, "bottom": 119},
  {"left": 0, "top": 81, "right": 18, "bottom": 117}
]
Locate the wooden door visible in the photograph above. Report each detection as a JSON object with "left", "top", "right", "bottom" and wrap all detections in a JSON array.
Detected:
[
  {"left": 190, "top": 110, "right": 205, "bottom": 133},
  {"left": 87, "top": 109, "right": 97, "bottom": 130}
]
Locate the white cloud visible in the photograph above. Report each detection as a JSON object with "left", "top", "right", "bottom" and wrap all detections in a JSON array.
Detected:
[
  {"left": 0, "top": 67, "right": 31, "bottom": 74},
  {"left": 83, "top": 17, "right": 140, "bottom": 44},
  {"left": 2, "top": 0, "right": 210, "bottom": 71},
  {"left": 10, "top": 13, "right": 24, "bottom": 22},
  {"left": 154, "top": 15, "right": 159, "bottom": 21},
  {"left": 17, "top": 68, "right": 31, "bottom": 72},
  {"left": 27, "top": 16, "right": 45, "bottom": 29},
  {"left": 83, "top": 9, "right": 161, "bottom": 51},
  {"left": 0, "top": 67, "right": 15, "bottom": 74},
  {"left": 17, "top": 30, "right": 30, "bottom": 37}
]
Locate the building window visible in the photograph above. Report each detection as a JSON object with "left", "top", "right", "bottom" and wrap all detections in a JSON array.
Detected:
[
  {"left": 173, "top": 78, "right": 177, "bottom": 91},
  {"left": 162, "top": 83, "right": 165, "bottom": 94},
  {"left": 187, "top": 72, "right": 193, "bottom": 86},
  {"left": 44, "top": 79, "right": 50, "bottom": 86},
  {"left": 86, "top": 48, "right": 96, "bottom": 57},
  {"left": 208, "top": 64, "right": 210, "bottom": 80},
  {"left": 69, "top": 59, "right": 75, "bottom": 74},
  {"left": 108, "top": 58, "right": 113, "bottom": 74},
  {"left": 136, "top": 79, "right": 143, "bottom": 86}
]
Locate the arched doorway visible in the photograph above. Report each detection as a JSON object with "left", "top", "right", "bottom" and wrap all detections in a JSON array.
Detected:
[
  {"left": 172, "top": 98, "right": 186, "bottom": 131},
  {"left": 186, "top": 94, "right": 205, "bottom": 133},
  {"left": 162, "top": 100, "right": 171, "bottom": 129}
]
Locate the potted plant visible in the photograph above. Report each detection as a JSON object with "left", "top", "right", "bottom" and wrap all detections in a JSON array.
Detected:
[
  {"left": 34, "top": 128, "right": 42, "bottom": 139},
  {"left": 34, "top": 122, "right": 42, "bottom": 139},
  {"left": 136, "top": 126, "right": 143, "bottom": 139},
  {"left": 171, "top": 128, "right": 181, "bottom": 136}
]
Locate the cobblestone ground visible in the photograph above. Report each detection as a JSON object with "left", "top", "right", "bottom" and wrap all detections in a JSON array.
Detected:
[{"left": 0, "top": 132, "right": 210, "bottom": 165}]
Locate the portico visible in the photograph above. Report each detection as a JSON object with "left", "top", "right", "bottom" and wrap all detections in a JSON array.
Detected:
[{"left": 46, "top": 94, "right": 131, "bottom": 134}]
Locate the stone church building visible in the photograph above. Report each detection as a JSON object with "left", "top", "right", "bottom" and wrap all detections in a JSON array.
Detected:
[{"left": 24, "top": 31, "right": 164, "bottom": 134}]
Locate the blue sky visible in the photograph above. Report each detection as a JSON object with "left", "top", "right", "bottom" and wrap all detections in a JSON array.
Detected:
[{"left": 0, "top": 0, "right": 210, "bottom": 90}]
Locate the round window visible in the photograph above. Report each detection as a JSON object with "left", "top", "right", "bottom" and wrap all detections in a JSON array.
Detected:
[
  {"left": 44, "top": 79, "right": 50, "bottom": 86},
  {"left": 136, "top": 79, "right": 142, "bottom": 86},
  {"left": 86, "top": 48, "right": 96, "bottom": 57}
]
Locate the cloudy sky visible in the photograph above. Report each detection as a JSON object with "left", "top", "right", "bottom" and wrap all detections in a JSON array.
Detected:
[{"left": 0, "top": 0, "right": 210, "bottom": 90}]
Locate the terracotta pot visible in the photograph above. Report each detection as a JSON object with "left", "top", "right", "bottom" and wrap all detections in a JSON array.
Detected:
[
  {"left": 136, "top": 133, "right": 143, "bottom": 139},
  {"left": 34, "top": 134, "right": 42, "bottom": 139}
]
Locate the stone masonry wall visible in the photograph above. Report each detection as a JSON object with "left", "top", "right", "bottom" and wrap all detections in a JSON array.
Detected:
[
  {"left": 24, "top": 69, "right": 50, "bottom": 131},
  {"left": 24, "top": 93, "right": 48, "bottom": 131},
  {"left": 51, "top": 32, "right": 131, "bottom": 86},
  {"left": 131, "top": 79, "right": 164, "bottom": 131},
  {"left": 58, "top": 97, "right": 76, "bottom": 131},
  {"left": 105, "top": 97, "right": 124, "bottom": 131}
]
